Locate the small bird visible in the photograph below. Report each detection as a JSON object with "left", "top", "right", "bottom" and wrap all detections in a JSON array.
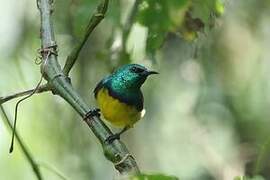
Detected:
[{"left": 91, "top": 64, "right": 158, "bottom": 143}]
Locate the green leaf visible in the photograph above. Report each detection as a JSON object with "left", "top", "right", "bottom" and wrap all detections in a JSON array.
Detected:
[
  {"left": 190, "top": 0, "right": 216, "bottom": 24},
  {"left": 189, "top": 0, "right": 224, "bottom": 25},
  {"left": 178, "top": 0, "right": 224, "bottom": 41},
  {"left": 234, "top": 175, "right": 265, "bottom": 180},
  {"left": 215, "top": 0, "right": 225, "bottom": 16},
  {"left": 137, "top": 0, "right": 189, "bottom": 58},
  {"left": 138, "top": 0, "right": 171, "bottom": 31},
  {"left": 145, "top": 30, "right": 166, "bottom": 55},
  {"left": 131, "top": 173, "right": 179, "bottom": 180},
  {"left": 136, "top": 0, "right": 224, "bottom": 57}
]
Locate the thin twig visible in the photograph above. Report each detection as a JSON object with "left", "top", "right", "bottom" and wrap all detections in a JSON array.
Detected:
[
  {"left": 38, "top": 162, "right": 68, "bottom": 180},
  {"left": 106, "top": 0, "right": 142, "bottom": 70},
  {"left": 9, "top": 76, "right": 44, "bottom": 153},
  {"left": 254, "top": 137, "right": 270, "bottom": 175},
  {"left": 0, "top": 84, "right": 49, "bottom": 105},
  {"left": 63, "top": 0, "right": 109, "bottom": 76},
  {"left": 114, "top": 0, "right": 142, "bottom": 65},
  {"left": 9, "top": 41, "right": 55, "bottom": 152},
  {"left": 121, "top": 0, "right": 142, "bottom": 52},
  {"left": 0, "top": 105, "right": 42, "bottom": 180}
]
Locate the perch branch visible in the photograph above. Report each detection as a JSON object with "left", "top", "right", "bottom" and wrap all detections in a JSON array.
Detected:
[
  {"left": 37, "top": 0, "right": 140, "bottom": 174},
  {"left": 0, "top": 84, "right": 49, "bottom": 104},
  {"left": 0, "top": 105, "right": 42, "bottom": 180},
  {"left": 63, "top": 0, "right": 109, "bottom": 76}
]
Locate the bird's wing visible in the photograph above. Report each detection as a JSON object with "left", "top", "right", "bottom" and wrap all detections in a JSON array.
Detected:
[
  {"left": 94, "top": 80, "right": 104, "bottom": 98},
  {"left": 94, "top": 77, "right": 109, "bottom": 98}
]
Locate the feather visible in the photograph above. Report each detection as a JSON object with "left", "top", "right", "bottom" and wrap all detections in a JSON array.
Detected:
[{"left": 94, "top": 77, "right": 109, "bottom": 98}]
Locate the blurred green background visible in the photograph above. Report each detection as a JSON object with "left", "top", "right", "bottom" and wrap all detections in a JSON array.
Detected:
[{"left": 1, "top": 0, "right": 270, "bottom": 179}]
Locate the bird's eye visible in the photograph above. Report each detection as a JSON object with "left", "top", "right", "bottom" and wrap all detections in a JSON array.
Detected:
[{"left": 130, "top": 67, "right": 144, "bottom": 73}]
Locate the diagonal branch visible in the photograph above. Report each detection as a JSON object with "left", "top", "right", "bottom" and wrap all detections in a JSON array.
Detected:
[
  {"left": 0, "top": 84, "right": 49, "bottom": 105},
  {"left": 63, "top": 0, "right": 109, "bottom": 76},
  {"left": 38, "top": 0, "right": 140, "bottom": 175},
  {"left": 0, "top": 105, "right": 42, "bottom": 180}
]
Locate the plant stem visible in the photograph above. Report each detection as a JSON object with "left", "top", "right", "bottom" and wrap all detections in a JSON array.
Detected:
[
  {"left": 122, "top": 0, "right": 142, "bottom": 51},
  {"left": 63, "top": 0, "right": 109, "bottom": 76},
  {"left": 0, "top": 105, "right": 42, "bottom": 180},
  {"left": 0, "top": 84, "right": 49, "bottom": 104},
  {"left": 38, "top": 0, "right": 140, "bottom": 174}
]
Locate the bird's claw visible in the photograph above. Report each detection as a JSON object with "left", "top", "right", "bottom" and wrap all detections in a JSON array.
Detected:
[
  {"left": 105, "top": 133, "right": 120, "bottom": 144},
  {"left": 84, "top": 108, "right": 100, "bottom": 120},
  {"left": 105, "top": 126, "right": 129, "bottom": 144}
]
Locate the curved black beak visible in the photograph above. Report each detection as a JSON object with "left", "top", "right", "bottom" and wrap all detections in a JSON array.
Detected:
[{"left": 146, "top": 70, "right": 159, "bottom": 76}]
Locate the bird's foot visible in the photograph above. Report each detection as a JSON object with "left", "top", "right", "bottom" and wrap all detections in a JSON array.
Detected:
[
  {"left": 105, "top": 126, "right": 129, "bottom": 144},
  {"left": 84, "top": 108, "right": 100, "bottom": 120},
  {"left": 105, "top": 133, "right": 121, "bottom": 144}
]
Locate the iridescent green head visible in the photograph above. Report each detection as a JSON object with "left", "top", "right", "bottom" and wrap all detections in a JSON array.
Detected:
[{"left": 110, "top": 64, "right": 158, "bottom": 90}]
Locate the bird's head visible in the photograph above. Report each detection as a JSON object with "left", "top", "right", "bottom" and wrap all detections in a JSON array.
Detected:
[{"left": 111, "top": 64, "right": 158, "bottom": 90}]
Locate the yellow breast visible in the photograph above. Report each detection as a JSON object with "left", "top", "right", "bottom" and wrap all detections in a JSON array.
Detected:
[{"left": 96, "top": 87, "right": 143, "bottom": 128}]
